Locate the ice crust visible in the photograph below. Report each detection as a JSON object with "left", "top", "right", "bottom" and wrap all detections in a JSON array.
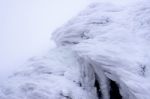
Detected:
[{"left": 1, "top": 1, "right": 150, "bottom": 99}]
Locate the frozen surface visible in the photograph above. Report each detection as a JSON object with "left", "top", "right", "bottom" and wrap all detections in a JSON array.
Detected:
[
  {"left": 0, "top": 47, "right": 97, "bottom": 99},
  {"left": 1, "top": 0, "right": 150, "bottom": 99},
  {"left": 53, "top": 0, "right": 150, "bottom": 99}
]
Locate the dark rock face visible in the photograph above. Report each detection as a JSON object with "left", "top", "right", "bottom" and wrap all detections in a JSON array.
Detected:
[
  {"left": 94, "top": 75, "right": 102, "bottom": 99},
  {"left": 110, "top": 80, "right": 122, "bottom": 99}
]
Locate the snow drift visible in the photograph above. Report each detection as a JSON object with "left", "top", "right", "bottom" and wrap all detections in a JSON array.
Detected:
[{"left": 1, "top": 0, "right": 150, "bottom": 99}]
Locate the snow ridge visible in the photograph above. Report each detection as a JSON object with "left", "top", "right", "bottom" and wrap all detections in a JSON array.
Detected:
[
  {"left": 1, "top": 0, "right": 150, "bottom": 99},
  {"left": 53, "top": 1, "right": 150, "bottom": 99}
]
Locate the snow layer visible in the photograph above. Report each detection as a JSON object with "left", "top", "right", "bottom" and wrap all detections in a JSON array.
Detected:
[
  {"left": 53, "top": 1, "right": 150, "bottom": 99},
  {"left": 1, "top": 0, "right": 150, "bottom": 99},
  {"left": 0, "top": 47, "right": 98, "bottom": 99}
]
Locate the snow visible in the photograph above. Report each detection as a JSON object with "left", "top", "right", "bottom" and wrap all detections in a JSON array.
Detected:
[
  {"left": 1, "top": 0, "right": 150, "bottom": 99},
  {"left": 53, "top": 0, "right": 150, "bottom": 98},
  {"left": 0, "top": 47, "right": 98, "bottom": 99}
]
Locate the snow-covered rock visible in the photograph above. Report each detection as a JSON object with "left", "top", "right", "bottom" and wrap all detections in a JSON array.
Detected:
[
  {"left": 0, "top": 47, "right": 98, "bottom": 99},
  {"left": 1, "top": 0, "right": 150, "bottom": 99},
  {"left": 53, "top": 1, "right": 150, "bottom": 99}
]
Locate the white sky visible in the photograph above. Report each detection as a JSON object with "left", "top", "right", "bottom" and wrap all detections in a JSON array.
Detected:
[
  {"left": 87, "top": 0, "right": 141, "bottom": 5},
  {"left": 0, "top": 0, "right": 140, "bottom": 79},
  {"left": 0, "top": 0, "right": 90, "bottom": 79}
]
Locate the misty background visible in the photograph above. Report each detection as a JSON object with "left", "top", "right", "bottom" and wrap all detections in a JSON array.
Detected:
[{"left": 0, "top": 0, "right": 91, "bottom": 80}]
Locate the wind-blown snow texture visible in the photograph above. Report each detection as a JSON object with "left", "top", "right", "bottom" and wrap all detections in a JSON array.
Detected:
[{"left": 1, "top": 1, "right": 150, "bottom": 99}]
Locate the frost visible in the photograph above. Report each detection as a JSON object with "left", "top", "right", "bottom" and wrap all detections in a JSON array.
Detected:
[{"left": 1, "top": 0, "right": 150, "bottom": 99}]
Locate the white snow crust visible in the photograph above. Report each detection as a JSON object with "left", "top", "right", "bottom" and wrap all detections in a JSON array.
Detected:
[
  {"left": 1, "top": 0, "right": 150, "bottom": 99},
  {"left": 53, "top": 1, "right": 150, "bottom": 99},
  {"left": 0, "top": 47, "right": 98, "bottom": 99}
]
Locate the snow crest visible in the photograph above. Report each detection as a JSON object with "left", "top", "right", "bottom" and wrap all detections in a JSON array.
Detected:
[
  {"left": 1, "top": 0, "right": 150, "bottom": 99},
  {"left": 53, "top": 1, "right": 150, "bottom": 99}
]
